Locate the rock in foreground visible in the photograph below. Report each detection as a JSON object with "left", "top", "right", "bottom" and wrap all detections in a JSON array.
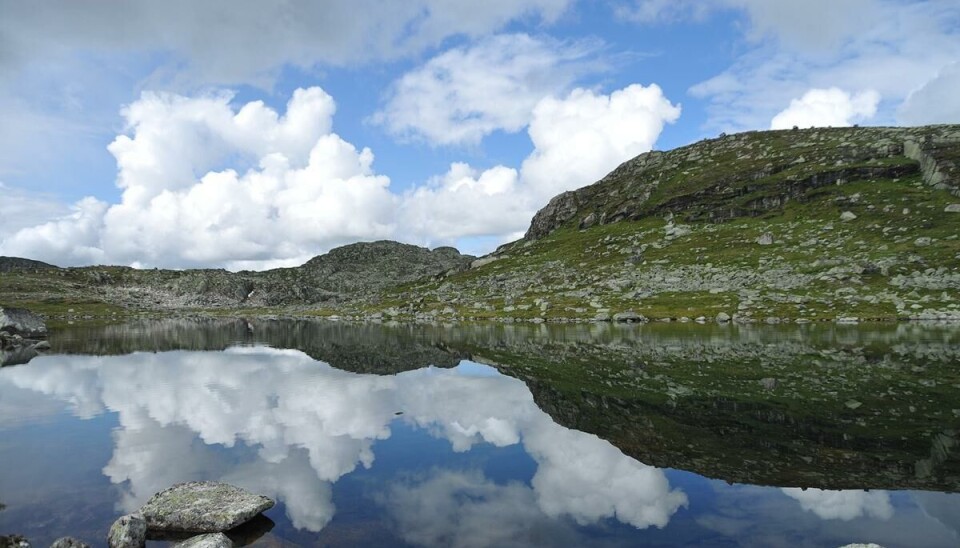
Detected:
[
  {"left": 0, "top": 307, "right": 46, "bottom": 338},
  {"left": 140, "top": 482, "right": 274, "bottom": 533},
  {"left": 173, "top": 533, "right": 233, "bottom": 548},
  {"left": 108, "top": 513, "right": 147, "bottom": 548}
]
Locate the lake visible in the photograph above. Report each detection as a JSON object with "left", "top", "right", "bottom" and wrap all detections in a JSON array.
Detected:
[{"left": 1, "top": 319, "right": 959, "bottom": 547}]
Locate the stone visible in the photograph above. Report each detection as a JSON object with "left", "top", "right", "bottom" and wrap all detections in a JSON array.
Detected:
[
  {"left": 0, "top": 307, "right": 46, "bottom": 338},
  {"left": 612, "top": 311, "right": 647, "bottom": 323},
  {"left": 31, "top": 340, "right": 51, "bottom": 351},
  {"left": 946, "top": 204, "right": 960, "bottom": 212},
  {"left": 49, "top": 539, "right": 90, "bottom": 548},
  {"left": 759, "top": 378, "right": 777, "bottom": 391},
  {"left": 756, "top": 232, "right": 774, "bottom": 245},
  {"left": 840, "top": 211, "right": 857, "bottom": 221},
  {"left": 0, "top": 535, "right": 30, "bottom": 548},
  {"left": 845, "top": 400, "right": 863, "bottom": 410},
  {"left": 108, "top": 513, "right": 147, "bottom": 548},
  {"left": 715, "top": 312, "right": 731, "bottom": 323},
  {"left": 173, "top": 534, "right": 233, "bottom": 548},
  {"left": 914, "top": 237, "right": 932, "bottom": 247},
  {"left": 593, "top": 313, "right": 611, "bottom": 322},
  {"left": 139, "top": 481, "right": 274, "bottom": 533}
]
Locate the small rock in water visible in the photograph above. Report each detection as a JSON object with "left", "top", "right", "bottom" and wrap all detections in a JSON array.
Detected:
[
  {"left": 108, "top": 513, "right": 147, "bottom": 548},
  {"left": 140, "top": 481, "right": 274, "bottom": 533},
  {"left": 0, "top": 535, "right": 30, "bottom": 548},
  {"left": 0, "top": 307, "right": 47, "bottom": 338},
  {"left": 612, "top": 311, "right": 646, "bottom": 323},
  {"left": 50, "top": 539, "right": 90, "bottom": 548},
  {"left": 715, "top": 312, "right": 731, "bottom": 323},
  {"left": 173, "top": 534, "right": 233, "bottom": 548}
]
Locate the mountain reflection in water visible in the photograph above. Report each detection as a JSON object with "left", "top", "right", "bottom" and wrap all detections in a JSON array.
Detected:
[{"left": 0, "top": 319, "right": 959, "bottom": 547}]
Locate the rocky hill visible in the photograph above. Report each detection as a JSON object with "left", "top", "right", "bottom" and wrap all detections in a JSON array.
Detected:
[
  {"left": 1, "top": 125, "right": 958, "bottom": 323},
  {"left": 0, "top": 256, "right": 56, "bottom": 272},
  {"left": 384, "top": 125, "right": 960, "bottom": 323}
]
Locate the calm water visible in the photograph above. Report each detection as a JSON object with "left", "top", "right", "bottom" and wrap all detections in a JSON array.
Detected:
[{"left": 1, "top": 320, "right": 959, "bottom": 547}]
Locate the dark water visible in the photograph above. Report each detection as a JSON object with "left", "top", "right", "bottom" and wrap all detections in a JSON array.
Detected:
[{"left": 2, "top": 320, "right": 960, "bottom": 547}]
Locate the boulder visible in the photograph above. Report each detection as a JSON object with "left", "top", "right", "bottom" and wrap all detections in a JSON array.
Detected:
[
  {"left": 1, "top": 346, "right": 39, "bottom": 367},
  {"left": 945, "top": 204, "right": 960, "bottom": 212},
  {"left": 0, "top": 535, "right": 30, "bottom": 548},
  {"left": 716, "top": 312, "right": 731, "bottom": 323},
  {"left": 840, "top": 211, "right": 857, "bottom": 221},
  {"left": 173, "top": 534, "right": 233, "bottom": 548},
  {"left": 756, "top": 232, "right": 774, "bottom": 245},
  {"left": 108, "top": 513, "right": 147, "bottom": 548},
  {"left": 612, "top": 311, "right": 647, "bottom": 323},
  {"left": 139, "top": 482, "right": 274, "bottom": 533},
  {"left": 0, "top": 307, "right": 46, "bottom": 338},
  {"left": 49, "top": 539, "right": 89, "bottom": 548}
]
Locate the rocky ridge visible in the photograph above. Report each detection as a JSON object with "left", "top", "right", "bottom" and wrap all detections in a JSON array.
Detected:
[{"left": 1, "top": 125, "right": 958, "bottom": 323}]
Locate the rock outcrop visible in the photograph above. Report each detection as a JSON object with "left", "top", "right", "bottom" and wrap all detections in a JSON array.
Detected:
[
  {"left": 0, "top": 307, "right": 47, "bottom": 338},
  {"left": 524, "top": 125, "right": 960, "bottom": 241},
  {"left": 108, "top": 513, "right": 147, "bottom": 548},
  {"left": 139, "top": 482, "right": 274, "bottom": 533},
  {"left": 172, "top": 534, "right": 233, "bottom": 548}
]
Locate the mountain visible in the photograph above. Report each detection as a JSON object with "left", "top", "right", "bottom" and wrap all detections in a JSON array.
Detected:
[
  {"left": 0, "top": 256, "right": 57, "bottom": 272},
  {"left": 388, "top": 125, "right": 960, "bottom": 323},
  {"left": 1, "top": 125, "right": 958, "bottom": 323}
]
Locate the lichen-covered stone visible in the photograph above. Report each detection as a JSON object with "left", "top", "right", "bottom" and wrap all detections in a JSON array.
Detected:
[
  {"left": 49, "top": 538, "right": 89, "bottom": 548},
  {"left": 139, "top": 481, "right": 274, "bottom": 533},
  {"left": 0, "top": 307, "right": 46, "bottom": 338},
  {"left": 108, "top": 513, "right": 147, "bottom": 548},
  {"left": 172, "top": 533, "right": 233, "bottom": 548}
]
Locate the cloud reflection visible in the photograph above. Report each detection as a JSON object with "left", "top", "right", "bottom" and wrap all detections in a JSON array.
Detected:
[
  {"left": 0, "top": 348, "right": 686, "bottom": 534},
  {"left": 781, "top": 488, "right": 894, "bottom": 521}
]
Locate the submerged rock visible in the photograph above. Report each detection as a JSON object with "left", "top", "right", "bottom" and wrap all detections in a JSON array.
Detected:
[
  {"left": 173, "top": 534, "right": 233, "bottom": 548},
  {"left": 0, "top": 535, "right": 30, "bottom": 548},
  {"left": 612, "top": 311, "right": 647, "bottom": 323},
  {"left": 140, "top": 481, "right": 274, "bottom": 533},
  {"left": 49, "top": 539, "right": 89, "bottom": 548},
  {"left": 108, "top": 513, "right": 147, "bottom": 548},
  {"left": 0, "top": 307, "right": 46, "bottom": 338}
]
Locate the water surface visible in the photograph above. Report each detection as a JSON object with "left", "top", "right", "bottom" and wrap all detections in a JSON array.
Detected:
[{"left": 1, "top": 320, "right": 959, "bottom": 547}]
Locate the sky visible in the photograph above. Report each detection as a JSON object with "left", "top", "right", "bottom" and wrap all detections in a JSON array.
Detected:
[{"left": 0, "top": 0, "right": 958, "bottom": 270}]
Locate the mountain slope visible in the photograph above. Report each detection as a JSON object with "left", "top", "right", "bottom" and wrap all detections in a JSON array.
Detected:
[{"left": 382, "top": 125, "right": 960, "bottom": 323}]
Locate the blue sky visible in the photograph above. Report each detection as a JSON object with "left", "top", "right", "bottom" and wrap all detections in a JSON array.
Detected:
[{"left": 0, "top": 0, "right": 958, "bottom": 269}]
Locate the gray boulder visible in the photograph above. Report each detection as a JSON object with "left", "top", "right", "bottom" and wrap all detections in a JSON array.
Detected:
[
  {"left": 756, "top": 232, "right": 774, "bottom": 245},
  {"left": 108, "top": 513, "right": 147, "bottom": 548},
  {"left": 716, "top": 312, "right": 731, "bottom": 323},
  {"left": 1, "top": 346, "right": 39, "bottom": 367},
  {"left": 49, "top": 539, "right": 89, "bottom": 548},
  {"left": 0, "top": 535, "right": 30, "bottom": 548},
  {"left": 140, "top": 481, "right": 274, "bottom": 533},
  {"left": 173, "top": 534, "right": 233, "bottom": 548},
  {"left": 945, "top": 204, "right": 960, "bottom": 212},
  {"left": 0, "top": 307, "right": 46, "bottom": 338},
  {"left": 612, "top": 311, "right": 647, "bottom": 323}
]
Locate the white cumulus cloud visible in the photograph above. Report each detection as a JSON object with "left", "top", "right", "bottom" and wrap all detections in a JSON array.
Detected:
[
  {"left": 899, "top": 61, "right": 960, "bottom": 125},
  {"left": 401, "top": 84, "right": 680, "bottom": 247},
  {"left": 1, "top": 83, "right": 679, "bottom": 268},
  {"left": 770, "top": 88, "right": 880, "bottom": 130},
  {"left": 373, "top": 34, "right": 603, "bottom": 146}
]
